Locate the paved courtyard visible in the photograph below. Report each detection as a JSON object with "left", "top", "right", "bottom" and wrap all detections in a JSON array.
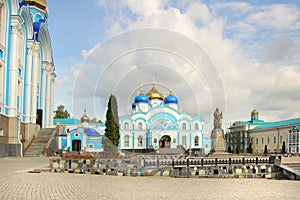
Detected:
[{"left": 0, "top": 157, "right": 299, "bottom": 200}]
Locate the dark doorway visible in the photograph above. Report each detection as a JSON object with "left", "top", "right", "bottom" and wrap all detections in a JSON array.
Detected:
[
  {"left": 36, "top": 109, "right": 43, "bottom": 127},
  {"left": 159, "top": 135, "right": 171, "bottom": 148},
  {"left": 72, "top": 140, "right": 81, "bottom": 151}
]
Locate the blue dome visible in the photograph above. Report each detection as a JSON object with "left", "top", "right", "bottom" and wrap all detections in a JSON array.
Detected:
[
  {"left": 134, "top": 94, "right": 149, "bottom": 103},
  {"left": 132, "top": 102, "right": 136, "bottom": 108},
  {"left": 165, "top": 95, "right": 178, "bottom": 104}
]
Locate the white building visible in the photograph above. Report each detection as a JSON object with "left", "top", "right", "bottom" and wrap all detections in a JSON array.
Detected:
[
  {"left": 0, "top": 0, "right": 55, "bottom": 157},
  {"left": 119, "top": 82, "right": 211, "bottom": 155}
]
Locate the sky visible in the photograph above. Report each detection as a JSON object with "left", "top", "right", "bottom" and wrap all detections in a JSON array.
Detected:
[{"left": 47, "top": 0, "right": 300, "bottom": 134}]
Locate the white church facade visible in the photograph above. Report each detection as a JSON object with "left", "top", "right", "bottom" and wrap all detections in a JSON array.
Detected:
[
  {"left": 0, "top": 0, "right": 55, "bottom": 157},
  {"left": 119, "top": 83, "right": 211, "bottom": 155}
]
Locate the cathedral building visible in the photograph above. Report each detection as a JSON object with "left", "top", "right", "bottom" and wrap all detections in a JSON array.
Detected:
[
  {"left": 119, "top": 82, "right": 211, "bottom": 155},
  {"left": 0, "top": 0, "right": 55, "bottom": 156}
]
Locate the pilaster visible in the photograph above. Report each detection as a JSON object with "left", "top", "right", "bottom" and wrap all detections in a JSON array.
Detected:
[
  {"left": 8, "top": 16, "right": 23, "bottom": 117},
  {"left": 24, "top": 40, "right": 34, "bottom": 123},
  {"left": 50, "top": 72, "right": 56, "bottom": 127},
  {"left": 30, "top": 41, "right": 40, "bottom": 123}
]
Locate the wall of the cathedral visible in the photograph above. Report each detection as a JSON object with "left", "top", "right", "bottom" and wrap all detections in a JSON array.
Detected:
[
  {"left": 119, "top": 105, "right": 207, "bottom": 152},
  {"left": 0, "top": 0, "right": 55, "bottom": 156}
]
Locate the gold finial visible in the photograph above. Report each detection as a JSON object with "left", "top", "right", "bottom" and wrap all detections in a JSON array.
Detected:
[
  {"left": 152, "top": 76, "right": 156, "bottom": 85},
  {"left": 254, "top": 102, "right": 256, "bottom": 109},
  {"left": 84, "top": 105, "right": 87, "bottom": 113},
  {"left": 163, "top": 91, "right": 166, "bottom": 98},
  {"left": 140, "top": 84, "right": 144, "bottom": 94},
  {"left": 169, "top": 88, "right": 173, "bottom": 95}
]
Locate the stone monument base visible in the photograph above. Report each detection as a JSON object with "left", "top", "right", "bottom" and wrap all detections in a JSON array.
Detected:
[{"left": 210, "top": 128, "right": 226, "bottom": 153}]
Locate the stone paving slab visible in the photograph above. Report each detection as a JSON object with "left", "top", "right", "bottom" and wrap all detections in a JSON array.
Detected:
[
  {"left": 0, "top": 156, "right": 300, "bottom": 200},
  {"left": 0, "top": 172, "right": 300, "bottom": 200},
  {"left": 0, "top": 156, "right": 51, "bottom": 173}
]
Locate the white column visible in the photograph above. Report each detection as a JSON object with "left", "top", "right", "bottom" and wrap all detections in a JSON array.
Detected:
[
  {"left": 50, "top": 71, "right": 56, "bottom": 127},
  {"left": 45, "top": 64, "right": 51, "bottom": 128},
  {"left": 30, "top": 41, "right": 40, "bottom": 123},
  {"left": 41, "top": 62, "right": 47, "bottom": 127},
  {"left": 24, "top": 40, "right": 33, "bottom": 123},
  {"left": 8, "top": 17, "right": 22, "bottom": 117}
]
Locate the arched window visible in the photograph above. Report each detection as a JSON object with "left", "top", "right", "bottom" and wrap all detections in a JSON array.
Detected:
[
  {"left": 194, "top": 136, "right": 199, "bottom": 146},
  {"left": 138, "top": 122, "right": 142, "bottom": 130},
  {"left": 138, "top": 136, "right": 143, "bottom": 147},
  {"left": 124, "top": 135, "right": 130, "bottom": 147},
  {"left": 273, "top": 136, "right": 276, "bottom": 144},
  {"left": 256, "top": 137, "right": 258, "bottom": 145},
  {"left": 195, "top": 123, "right": 199, "bottom": 130},
  {"left": 154, "top": 138, "right": 157, "bottom": 143},
  {"left": 261, "top": 137, "right": 264, "bottom": 144},
  {"left": 182, "top": 123, "right": 186, "bottom": 130},
  {"left": 124, "top": 122, "right": 129, "bottom": 130},
  {"left": 267, "top": 136, "right": 270, "bottom": 144},
  {"left": 182, "top": 136, "right": 187, "bottom": 146},
  {"left": 173, "top": 138, "right": 176, "bottom": 143}
]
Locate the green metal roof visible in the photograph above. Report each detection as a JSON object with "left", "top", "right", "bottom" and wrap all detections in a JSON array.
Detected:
[
  {"left": 53, "top": 118, "right": 81, "bottom": 125},
  {"left": 250, "top": 118, "right": 300, "bottom": 131}
]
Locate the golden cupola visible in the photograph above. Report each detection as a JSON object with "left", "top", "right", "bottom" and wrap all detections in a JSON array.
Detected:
[
  {"left": 23, "top": 0, "right": 48, "bottom": 13},
  {"left": 146, "top": 83, "right": 164, "bottom": 101},
  {"left": 80, "top": 107, "right": 90, "bottom": 123},
  {"left": 251, "top": 109, "right": 259, "bottom": 115}
]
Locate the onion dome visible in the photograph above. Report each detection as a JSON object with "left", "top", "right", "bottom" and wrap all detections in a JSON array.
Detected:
[
  {"left": 132, "top": 102, "right": 136, "bottom": 109},
  {"left": 134, "top": 94, "right": 149, "bottom": 103},
  {"left": 80, "top": 107, "right": 89, "bottom": 123},
  {"left": 165, "top": 90, "right": 178, "bottom": 104},
  {"left": 146, "top": 84, "right": 164, "bottom": 101},
  {"left": 251, "top": 109, "right": 258, "bottom": 115}
]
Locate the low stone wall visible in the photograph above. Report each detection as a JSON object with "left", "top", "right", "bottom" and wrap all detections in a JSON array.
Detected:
[
  {"left": 0, "top": 142, "right": 21, "bottom": 157},
  {"left": 50, "top": 156, "right": 277, "bottom": 179}
]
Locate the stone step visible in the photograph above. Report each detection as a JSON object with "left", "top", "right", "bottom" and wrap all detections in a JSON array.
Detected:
[{"left": 25, "top": 128, "right": 55, "bottom": 157}]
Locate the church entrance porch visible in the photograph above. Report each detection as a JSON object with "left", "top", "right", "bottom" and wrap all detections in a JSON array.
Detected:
[
  {"left": 160, "top": 135, "right": 171, "bottom": 148},
  {"left": 72, "top": 140, "right": 81, "bottom": 151}
]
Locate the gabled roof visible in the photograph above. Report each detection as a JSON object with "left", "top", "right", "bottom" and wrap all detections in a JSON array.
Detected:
[
  {"left": 69, "top": 128, "right": 101, "bottom": 137},
  {"left": 250, "top": 118, "right": 300, "bottom": 131},
  {"left": 83, "top": 128, "right": 101, "bottom": 137}
]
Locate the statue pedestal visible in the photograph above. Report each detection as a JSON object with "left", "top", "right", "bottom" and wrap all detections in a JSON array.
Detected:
[{"left": 210, "top": 128, "right": 226, "bottom": 153}]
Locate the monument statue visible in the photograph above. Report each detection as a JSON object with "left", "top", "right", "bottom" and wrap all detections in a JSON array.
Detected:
[
  {"left": 210, "top": 107, "right": 226, "bottom": 153},
  {"left": 214, "top": 107, "right": 222, "bottom": 128}
]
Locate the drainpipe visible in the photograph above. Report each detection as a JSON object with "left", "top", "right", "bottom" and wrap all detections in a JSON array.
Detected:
[
  {"left": 276, "top": 127, "right": 280, "bottom": 152},
  {"left": 16, "top": 116, "right": 23, "bottom": 157}
]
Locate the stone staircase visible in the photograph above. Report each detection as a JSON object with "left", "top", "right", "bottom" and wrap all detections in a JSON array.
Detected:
[
  {"left": 25, "top": 128, "right": 55, "bottom": 157},
  {"left": 283, "top": 163, "right": 300, "bottom": 173}
]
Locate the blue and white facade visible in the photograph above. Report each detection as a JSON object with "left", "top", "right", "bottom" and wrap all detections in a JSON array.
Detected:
[
  {"left": 119, "top": 83, "right": 210, "bottom": 154},
  {"left": 56, "top": 109, "right": 105, "bottom": 153},
  {"left": 0, "top": 0, "right": 55, "bottom": 155}
]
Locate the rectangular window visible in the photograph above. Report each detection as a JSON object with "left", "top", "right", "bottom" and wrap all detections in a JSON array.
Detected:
[
  {"left": 88, "top": 144, "right": 94, "bottom": 149},
  {"left": 0, "top": 129, "right": 3, "bottom": 136},
  {"left": 18, "top": 68, "right": 22, "bottom": 76},
  {"left": 273, "top": 136, "right": 276, "bottom": 144}
]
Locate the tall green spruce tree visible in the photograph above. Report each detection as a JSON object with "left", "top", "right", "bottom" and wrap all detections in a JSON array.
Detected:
[{"left": 103, "top": 95, "right": 120, "bottom": 154}]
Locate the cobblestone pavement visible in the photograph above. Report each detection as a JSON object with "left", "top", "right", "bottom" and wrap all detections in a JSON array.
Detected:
[{"left": 0, "top": 157, "right": 300, "bottom": 200}]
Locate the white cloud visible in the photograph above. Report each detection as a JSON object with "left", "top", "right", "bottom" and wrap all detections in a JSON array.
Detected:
[
  {"left": 246, "top": 4, "right": 300, "bottom": 31},
  {"left": 55, "top": 75, "right": 70, "bottom": 86},
  {"left": 65, "top": 1, "right": 300, "bottom": 131}
]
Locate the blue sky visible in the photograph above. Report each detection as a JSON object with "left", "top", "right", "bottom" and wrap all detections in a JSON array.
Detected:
[{"left": 47, "top": 0, "right": 300, "bottom": 133}]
